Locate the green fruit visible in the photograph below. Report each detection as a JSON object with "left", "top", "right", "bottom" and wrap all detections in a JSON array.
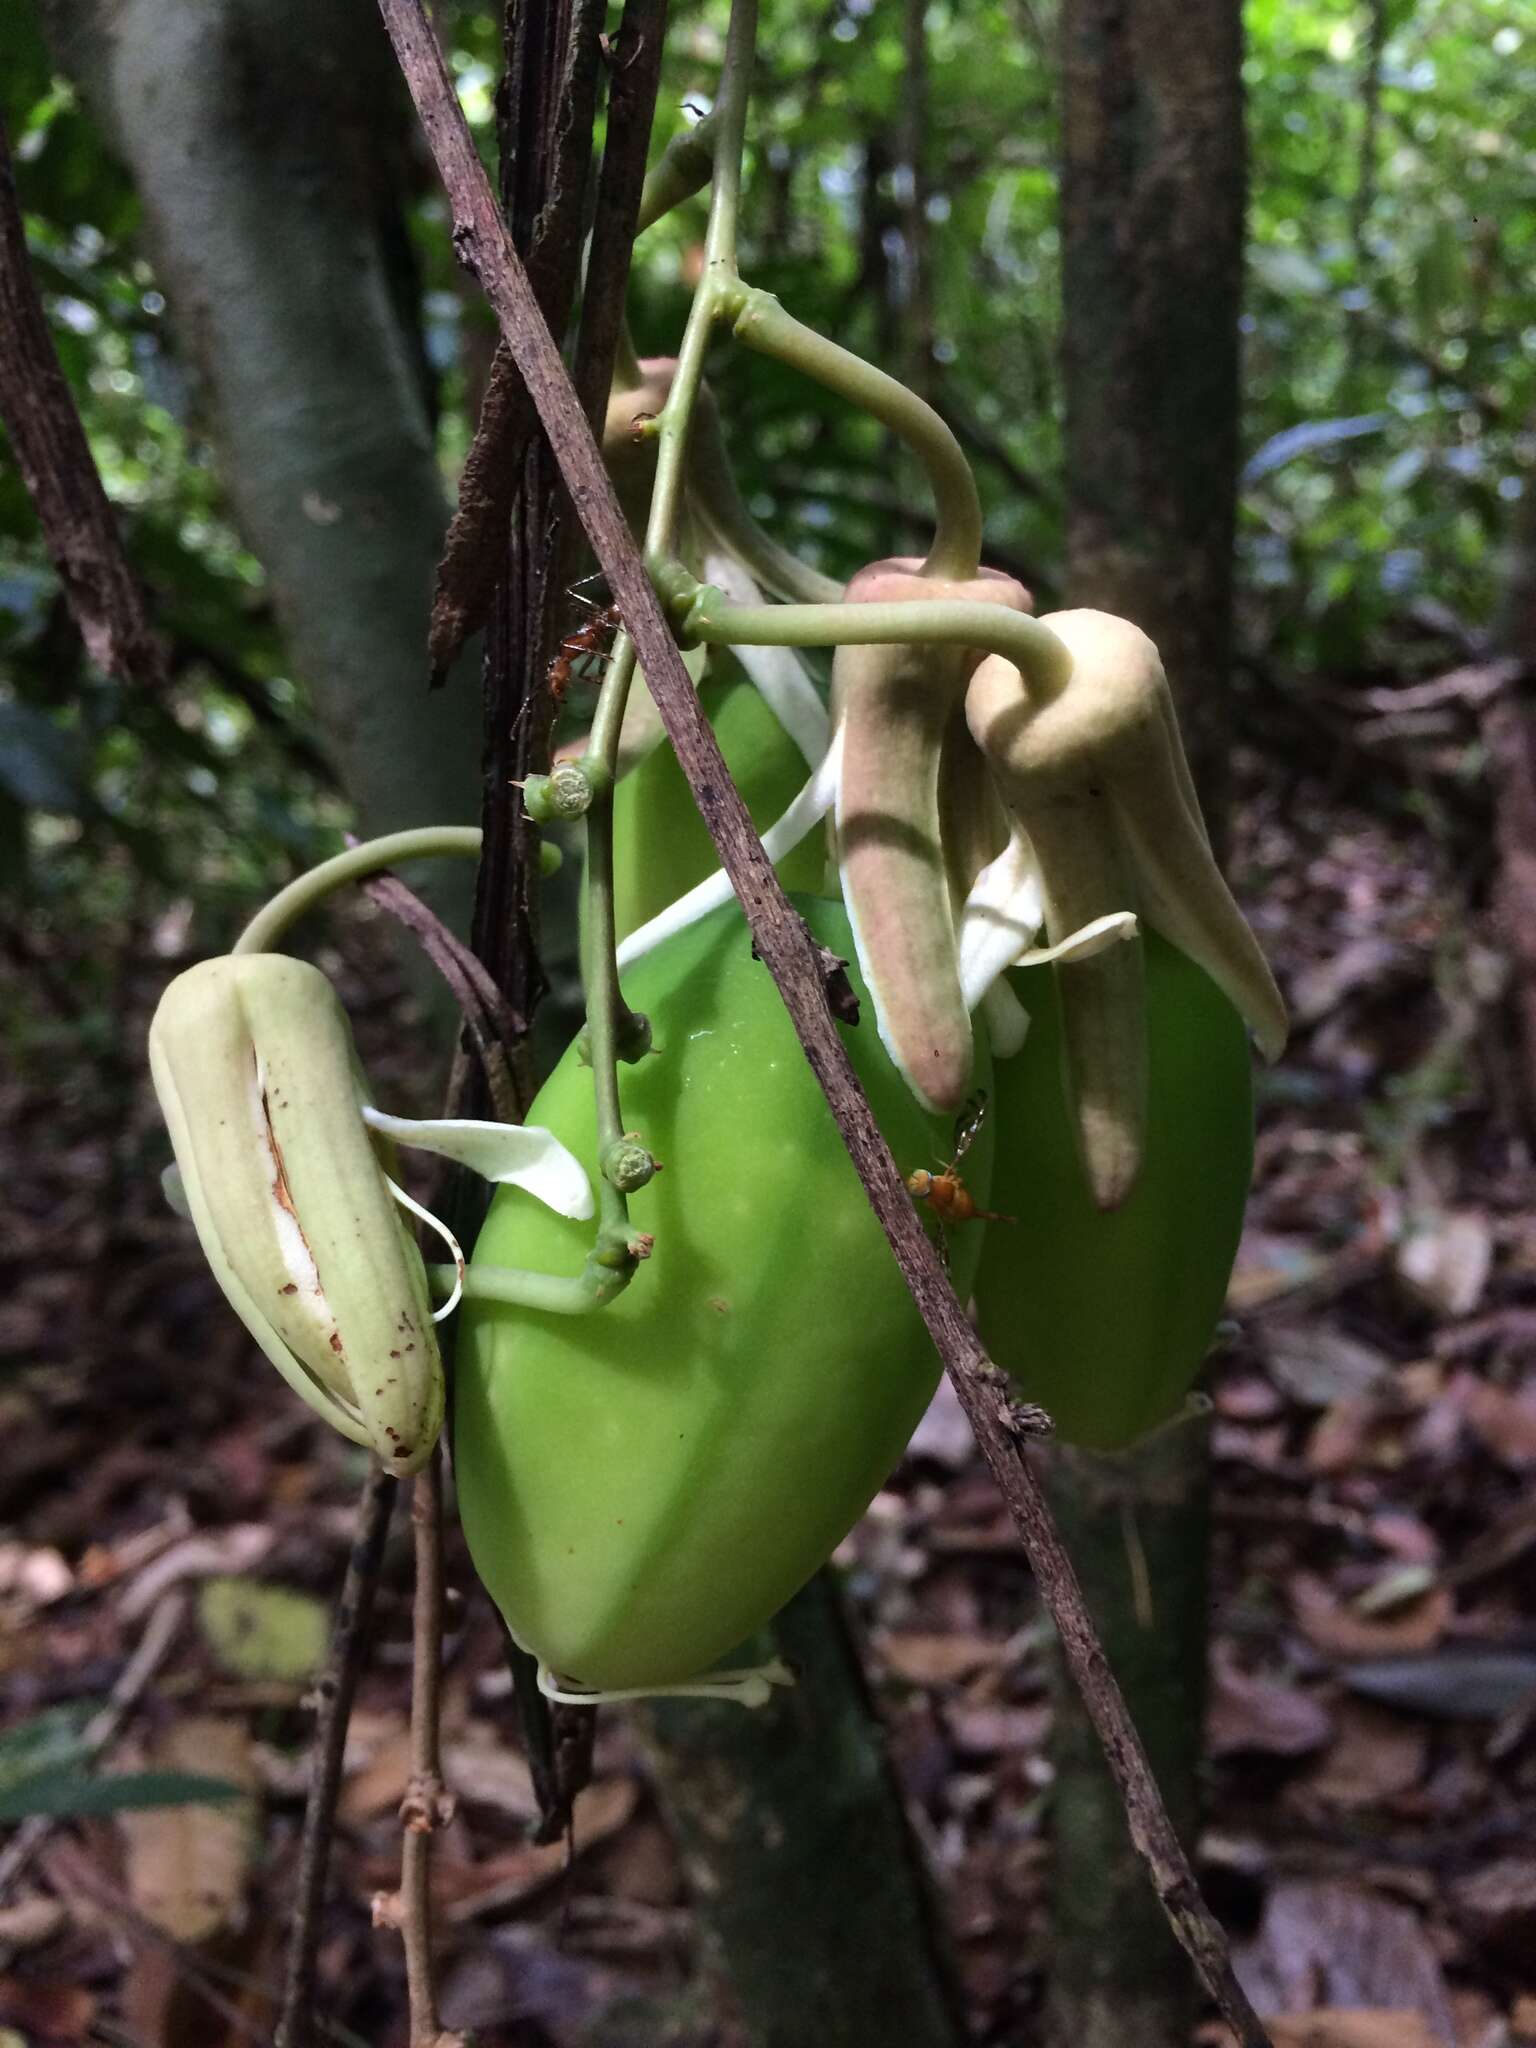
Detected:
[
  {"left": 976, "top": 932, "right": 1253, "bottom": 1450},
  {"left": 455, "top": 896, "right": 992, "bottom": 1691},
  {"left": 611, "top": 656, "right": 826, "bottom": 942}
]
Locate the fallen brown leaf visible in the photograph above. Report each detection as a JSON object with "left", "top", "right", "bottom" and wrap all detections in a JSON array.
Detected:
[
  {"left": 337, "top": 1728, "right": 415, "bottom": 1826},
  {"left": 1289, "top": 1699, "right": 1428, "bottom": 1808},
  {"left": 1449, "top": 1373, "right": 1536, "bottom": 1469},
  {"left": 877, "top": 1633, "right": 1008, "bottom": 1686},
  {"left": 1268, "top": 2013, "right": 1444, "bottom": 2048},
  {"left": 442, "top": 1777, "right": 640, "bottom": 1923},
  {"left": 0, "top": 1978, "right": 94, "bottom": 2042},
  {"left": 1208, "top": 1654, "right": 1334, "bottom": 1760},
  {"left": 1234, "top": 1880, "right": 1455, "bottom": 2045},
  {"left": 119, "top": 1718, "right": 259, "bottom": 1942},
  {"left": 1289, "top": 1572, "right": 1452, "bottom": 1659}
]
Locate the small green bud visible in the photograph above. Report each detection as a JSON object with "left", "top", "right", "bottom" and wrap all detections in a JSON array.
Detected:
[
  {"left": 523, "top": 761, "right": 597, "bottom": 823},
  {"left": 602, "top": 1135, "right": 659, "bottom": 1192}
]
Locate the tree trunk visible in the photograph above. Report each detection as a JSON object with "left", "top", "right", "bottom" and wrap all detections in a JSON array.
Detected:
[
  {"left": 1054, "top": 1, "right": 1244, "bottom": 2040},
  {"left": 639, "top": 1571, "right": 967, "bottom": 2048},
  {"left": 43, "top": 0, "right": 480, "bottom": 925},
  {"left": 1059, "top": 0, "right": 1245, "bottom": 822},
  {"left": 1040, "top": 1417, "right": 1211, "bottom": 2048}
]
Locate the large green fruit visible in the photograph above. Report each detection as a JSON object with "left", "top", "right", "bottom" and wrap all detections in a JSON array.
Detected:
[
  {"left": 611, "top": 655, "right": 826, "bottom": 942},
  {"left": 455, "top": 896, "right": 992, "bottom": 1691},
  {"left": 976, "top": 932, "right": 1253, "bottom": 1450}
]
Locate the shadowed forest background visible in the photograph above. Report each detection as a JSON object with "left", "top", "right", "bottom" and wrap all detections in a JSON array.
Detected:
[{"left": 4, "top": 1, "right": 1536, "bottom": 2045}]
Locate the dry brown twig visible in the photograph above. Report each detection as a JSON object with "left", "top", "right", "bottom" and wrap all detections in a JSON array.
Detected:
[
  {"left": 0, "top": 110, "right": 166, "bottom": 688},
  {"left": 374, "top": 2, "right": 1273, "bottom": 2040},
  {"left": 387, "top": 1449, "right": 463, "bottom": 2048},
  {"left": 274, "top": 1465, "right": 396, "bottom": 2048}
]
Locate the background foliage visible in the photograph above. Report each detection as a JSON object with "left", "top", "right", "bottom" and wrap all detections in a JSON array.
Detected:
[{"left": 4, "top": 0, "right": 1534, "bottom": 1058}]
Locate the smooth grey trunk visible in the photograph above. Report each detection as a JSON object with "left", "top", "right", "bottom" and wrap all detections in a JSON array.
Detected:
[
  {"left": 639, "top": 1570, "right": 967, "bottom": 2048},
  {"left": 1054, "top": 0, "right": 1244, "bottom": 2039},
  {"left": 44, "top": 0, "right": 480, "bottom": 926}
]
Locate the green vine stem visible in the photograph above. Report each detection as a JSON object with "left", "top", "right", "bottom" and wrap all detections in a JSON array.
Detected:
[
  {"left": 635, "top": 111, "right": 718, "bottom": 234},
  {"left": 577, "top": 639, "right": 647, "bottom": 1278},
  {"left": 233, "top": 822, "right": 629, "bottom": 1318},
  {"left": 638, "top": 0, "right": 981, "bottom": 590},
  {"left": 430, "top": 1257, "right": 634, "bottom": 1315},
  {"left": 233, "top": 827, "right": 485, "bottom": 955},
  {"left": 729, "top": 288, "right": 982, "bottom": 582},
  {"left": 675, "top": 582, "right": 1075, "bottom": 702}
]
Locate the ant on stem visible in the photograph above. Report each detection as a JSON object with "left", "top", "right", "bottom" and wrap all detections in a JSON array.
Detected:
[
  {"left": 907, "top": 1092, "right": 1014, "bottom": 1272},
  {"left": 548, "top": 575, "right": 622, "bottom": 708}
]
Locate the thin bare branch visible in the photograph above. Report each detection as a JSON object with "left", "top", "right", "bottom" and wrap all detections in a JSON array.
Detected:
[
  {"left": 361, "top": 869, "right": 522, "bottom": 1122},
  {"left": 376, "top": 5, "right": 1271, "bottom": 2039},
  {"left": 275, "top": 1465, "right": 396, "bottom": 2048},
  {"left": 0, "top": 111, "right": 166, "bottom": 690},
  {"left": 395, "top": 1452, "right": 462, "bottom": 2048}
]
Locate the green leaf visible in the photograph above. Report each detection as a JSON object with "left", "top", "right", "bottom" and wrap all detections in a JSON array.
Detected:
[
  {"left": 0, "top": 1703, "right": 93, "bottom": 1794},
  {"left": 0, "top": 1767, "right": 243, "bottom": 1823},
  {"left": 198, "top": 1576, "right": 329, "bottom": 1684}
]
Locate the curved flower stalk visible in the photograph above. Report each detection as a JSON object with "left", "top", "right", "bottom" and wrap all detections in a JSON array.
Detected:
[
  {"left": 966, "top": 608, "right": 1288, "bottom": 1207},
  {"left": 151, "top": 952, "right": 594, "bottom": 1472}
]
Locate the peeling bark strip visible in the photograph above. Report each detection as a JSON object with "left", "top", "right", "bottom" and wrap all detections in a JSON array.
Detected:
[
  {"left": 375, "top": 5, "right": 1270, "bottom": 2038},
  {"left": 0, "top": 110, "right": 165, "bottom": 689},
  {"left": 568, "top": 0, "right": 670, "bottom": 435},
  {"left": 425, "top": 0, "right": 605, "bottom": 684}
]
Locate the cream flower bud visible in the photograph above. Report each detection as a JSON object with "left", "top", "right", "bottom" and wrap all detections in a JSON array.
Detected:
[{"left": 150, "top": 954, "right": 446, "bottom": 1471}]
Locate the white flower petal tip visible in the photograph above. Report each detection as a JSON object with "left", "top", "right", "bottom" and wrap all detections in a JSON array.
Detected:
[
  {"left": 361, "top": 1107, "right": 595, "bottom": 1221},
  {"left": 981, "top": 978, "right": 1031, "bottom": 1059},
  {"left": 957, "top": 829, "right": 1046, "bottom": 1011},
  {"left": 536, "top": 1657, "right": 797, "bottom": 1709},
  {"left": 161, "top": 1162, "right": 191, "bottom": 1219},
  {"left": 1015, "top": 911, "right": 1139, "bottom": 968}
]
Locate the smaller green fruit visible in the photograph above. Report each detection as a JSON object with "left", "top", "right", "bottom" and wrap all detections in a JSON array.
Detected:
[{"left": 976, "top": 933, "right": 1253, "bottom": 1450}]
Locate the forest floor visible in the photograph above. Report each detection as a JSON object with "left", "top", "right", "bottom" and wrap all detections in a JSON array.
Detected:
[{"left": 4, "top": 734, "right": 1536, "bottom": 2048}]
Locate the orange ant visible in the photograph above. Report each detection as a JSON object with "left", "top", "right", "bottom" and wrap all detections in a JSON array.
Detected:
[
  {"left": 548, "top": 578, "right": 622, "bottom": 706},
  {"left": 908, "top": 1092, "right": 1014, "bottom": 1268}
]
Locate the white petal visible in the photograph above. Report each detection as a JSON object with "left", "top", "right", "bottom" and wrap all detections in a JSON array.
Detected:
[
  {"left": 700, "top": 545, "right": 830, "bottom": 767},
  {"left": 362, "top": 1107, "right": 595, "bottom": 1220},
  {"left": 958, "top": 828, "right": 1046, "bottom": 1011},
  {"left": 616, "top": 725, "right": 844, "bottom": 970},
  {"left": 383, "top": 1172, "right": 467, "bottom": 1322},
  {"left": 161, "top": 1162, "right": 191, "bottom": 1218},
  {"left": 1015, "top": 910, "right": 1139, "bottom": 966},
  {"left": 981, "top": 977, "right": 1032, "bottom": 1058},
  {"left": 537, "top": 1656, "right": 796, "bottom": 1708}
]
